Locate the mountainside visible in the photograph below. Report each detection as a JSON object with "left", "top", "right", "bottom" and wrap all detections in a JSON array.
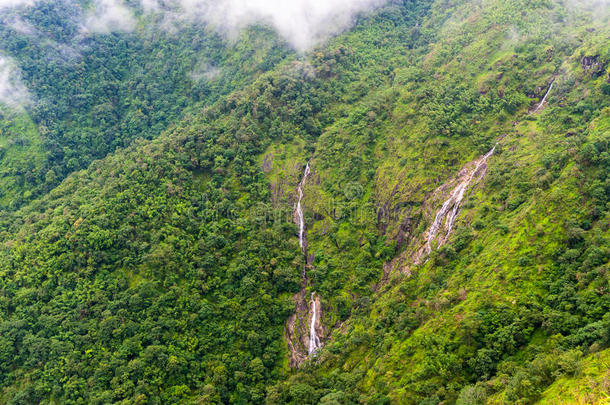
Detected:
[
  {"left": 0, "top": 3, "right": 288, "bottom": 210},
  {"left": 0, "top": 0, "right": 609, "bottom": 404}
]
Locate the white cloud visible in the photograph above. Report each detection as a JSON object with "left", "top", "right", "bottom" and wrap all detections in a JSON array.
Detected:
[
  {"left": 0, "top": 56, "right": 30, "bottom": 108},
  {"left": 82, "top": 0, "right": 136, "bottom": 34},
  {"left": 190, "top": 62, "right": 221, "bottom": 82},
  {"left": 162, "top": 0, "right": 389, "bottom": 51},
  {"left": 140, "top": 0, "right": 160, "bottom": 12},
  {"left": 1, "top": 0, "right": 388, "bottom": 49},
  {"left": 7, "top": 16, "right": 37, "bottom": 35},
  {"left": 0, "top": 0, "right": 34, "bottom": 9},
  {"left": 0, "top": 0, "right": 390, "bottom": 111}
]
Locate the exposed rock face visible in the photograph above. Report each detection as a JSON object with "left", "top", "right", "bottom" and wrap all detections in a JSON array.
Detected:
[
  {"left": 422, "top": 145, "right": 496, "bottom": 256},
  {"left": 531, "top": 80, "right": 554, "bottom": 114},
  {"left": 382, "top": 145, "right": 497, "bottom": 276},
  {"left": 261, "top": 154, "right": 273, "bottom": 173},
  {"left": 285, "top": 288, "right": 325, "bottom": 367},
  {"left": 581, "top": 55, "right": 606, "bottom": 77},
  {"left": 396, "top": 216, "right": 414, "bottom": 249},
  {"left": 269, "top": 180, "right": 286, "bottom": 207},
  {"left": 285, "top": 289, "right": 309, "bottom": 367}
]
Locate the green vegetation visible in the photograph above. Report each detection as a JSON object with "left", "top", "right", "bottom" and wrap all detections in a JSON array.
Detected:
[
  {"left": 0, "top": 0, "right": 608, "bottom": 403},
  {"left": 538, "top": 348, "right": 610, "bottom": 404},
  {"left": 0, "top": 4, "right": 289, "bottom": 209}
]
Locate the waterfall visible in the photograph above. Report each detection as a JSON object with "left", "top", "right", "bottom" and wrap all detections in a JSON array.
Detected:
[
  {"left": 308, "top": 292, "right": 321, "bottom": 355},
  {"left": 293, "top": 161, "right": 322, "bottom": 357},
  {"left": 533, "top": 80, "right": 554, "bottom": 113},
  {"left": 426, "top": 145, "right": 496, "bottom": 253},
  {"left": 296, "top": 162, "right": 311, "bottom": 251}
]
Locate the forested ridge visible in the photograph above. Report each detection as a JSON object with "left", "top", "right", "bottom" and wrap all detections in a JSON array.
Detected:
[
  {"left": 0, "top": 0, "right": 608, "bottom": 404},
  {"left": 0, "top": 4, "right": 289, "bottom": 210}
]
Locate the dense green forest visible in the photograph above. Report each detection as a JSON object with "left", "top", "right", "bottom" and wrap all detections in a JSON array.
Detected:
[
  {"left": 0, "top": 2, "right": 289, "bottom": 209},
  {"left": 0, "top": 0, "right": 608, "bottom": 404}
]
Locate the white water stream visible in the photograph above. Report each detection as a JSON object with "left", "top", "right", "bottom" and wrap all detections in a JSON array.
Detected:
[
  {"left": 296, "top": 162, "right": 310, "bottom": 250},
  {"left": 533, "top": 81, "right": 554, "bottom": 113},
  {"left": 308, "top": 292, "right": 321, "bottom": 355},
  {"left": 426, "top": 145, "right": 497, "bottom": 253}
]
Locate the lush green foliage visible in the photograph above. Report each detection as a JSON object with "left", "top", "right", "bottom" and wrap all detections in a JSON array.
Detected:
[
  {"left": 0, "top": 0, "right": 608, "bottom": 403},
  {"left": 0, "top": 2, "right": 288, "bottom": 209}
]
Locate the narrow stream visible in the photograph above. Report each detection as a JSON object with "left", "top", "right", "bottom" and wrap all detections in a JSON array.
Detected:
[
  {"left": 308, "top": 292, "right": 321, "bottom": 355},
  {"left": 296, "top": 162, "right": 311, "bottom": 250},
  {"left": 533, "top": 80, "right": 554, "bottom": 113}
]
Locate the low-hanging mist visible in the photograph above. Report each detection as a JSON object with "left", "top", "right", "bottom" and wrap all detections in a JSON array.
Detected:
[
  {"left": 0, "top": 0, "right": 389, "bottom": 107},
  {"left": 0, "top": 56, "right": 29, "bottom": 108},
  {"left": 170, "top": 0, "right": 389, "bottom": 51}
]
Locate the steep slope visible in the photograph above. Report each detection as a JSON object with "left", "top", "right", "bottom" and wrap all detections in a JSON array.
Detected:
[
  {"left": 0, "top": 4, "right": 437, "bottom": 402},
  {"left": 0, "top": 74, "right": 309, "bottom": 403},
  {"left": 0, "top": 1, "right": 290, "bottom": 210},
  {"left": 537, "top": 348, "right": 610, "bottom": 404},
  {"left": 264, "top": 0, "right": 610, "bottom": 403},
  {"left": 0, "top": 0, "right": 608, "bottom": 404}
]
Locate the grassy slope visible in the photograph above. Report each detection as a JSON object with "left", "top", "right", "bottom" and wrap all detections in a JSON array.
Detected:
[{"left": 537, "top": 348, "right": 610, "bottom": 404}]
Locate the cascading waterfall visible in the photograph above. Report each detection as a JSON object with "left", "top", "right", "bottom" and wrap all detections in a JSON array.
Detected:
[
  {"left": 426, "top": 145, "right": 497, "bottom": 253},
  {"left": 308, "top": 292, "right": 321, "bottom": 355},
  {"left": 294, "top": 160, "right": 322, "bottom": 357},
  {"left": 296, "top": 162, "right": 311, "bottom": 250},
  {"left": 532, "top": 80, "right": 554, "bottom": 113}
]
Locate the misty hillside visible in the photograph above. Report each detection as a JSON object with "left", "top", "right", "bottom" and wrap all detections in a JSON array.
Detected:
[{"left": 0, "top": 0, "right": 609, "bottom": 404}]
